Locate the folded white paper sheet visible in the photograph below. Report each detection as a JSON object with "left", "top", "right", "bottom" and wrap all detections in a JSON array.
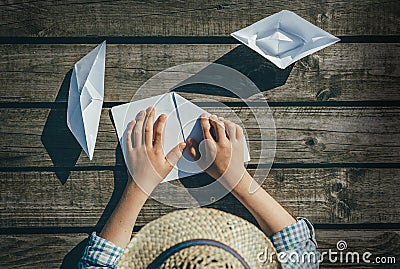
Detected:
[
  {"left": 67, "top": 41, "right": 106, "bottom": 160},
  {"left": 111, "top": 92, "right": 250, "bottom": 182},
  {"left": 231, "top": 10, "right": 340, "bottom": 69}
]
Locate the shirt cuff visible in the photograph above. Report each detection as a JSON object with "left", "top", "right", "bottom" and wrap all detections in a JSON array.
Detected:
[
  {"left": 79, "top": 232, "right": 124, "bottom": 268},
  {"left": 269, "top": 217, "right": 317, "bottom": 252}
]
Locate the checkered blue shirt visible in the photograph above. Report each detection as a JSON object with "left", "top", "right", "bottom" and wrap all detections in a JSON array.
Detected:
[
  {"left": 78, "top": 218, "right": 319, "bottom": 268},
  {"left": 270, "top": 218, "right": 320, "bottom": 268},
  {"left": 78, "top": 232, "right": 124, "bottom": 268}
]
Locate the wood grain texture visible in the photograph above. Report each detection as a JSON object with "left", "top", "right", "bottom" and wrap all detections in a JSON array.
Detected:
[
  {"left": 1, "top": 43, "right": 399, "bottom": 103},
  {"left": 0, "top": 233, "right": 89, "bottom": 269},
  {"left": 0, "top": 230, "right": 398, "bottom": 268},
  {"left": 1, "top": 106, "right": 399, "bottom": 168},
  {"left": 1, "top": 168, "right": 399, "bottom": 228},
  {"left": 1, "top": 0, "right": 399, "bottom": 37}
]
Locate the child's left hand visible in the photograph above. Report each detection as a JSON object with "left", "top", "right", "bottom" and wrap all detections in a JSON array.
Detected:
[{"left": 125, "top": 106, "right": 186, "bottom": 195}]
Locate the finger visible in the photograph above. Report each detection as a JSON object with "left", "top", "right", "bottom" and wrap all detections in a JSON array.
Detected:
[
  {"left": 187, "top": 138, "right": 200, "bottom": 160},
  {"left": 153, "top": 114, "right": 167, "bottom": 149},
  {"left": 209, "top": 114, "right": 227, "bottom": 142},
  {"left": 165, "top": 142, "right": 186, "bottom": 168},
  {"left": 200, "top": 113, "right": 213, "bottom": 140},
  {"left": 143, "top": 106, "right": 155, "bottom": 147},
  {"left": 133, "top": 110, "right": 146, "bottom": 147},
  {"left": 219, "top": 117, "right": 236, "bottom": 140},
  {"left": 236, "top": 124, "right": 244, "bottom": 141},
  {"left": 126, "top": 120, "right": 136, "bottom": 150}
]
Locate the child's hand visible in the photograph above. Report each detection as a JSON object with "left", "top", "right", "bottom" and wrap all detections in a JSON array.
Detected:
[
  {"left": 187, "top": 114, "right": 246, "bottom": 188},
  {"left": 126, "top": 106, "right": 186, "bottom": 195}
]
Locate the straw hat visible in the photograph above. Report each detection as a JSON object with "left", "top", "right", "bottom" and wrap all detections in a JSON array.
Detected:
[{"left": 118, "top": 208, "right": 281, "bottom": 268}]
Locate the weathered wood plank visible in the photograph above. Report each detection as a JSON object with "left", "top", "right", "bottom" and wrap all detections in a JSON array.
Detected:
[
  {"left": 0, "top": 168, "right": 399, "bottom": 228},
  {"left": 1, "top": 106, "right": 399, "bottom": 168},
  {"left": 1, "top": 0, "right": 399, "bottom": 36},
  {"left": 0, "top": 230, "right": 398, "bottom": 268},
  {"left": 1, "top": 43, "right": 399, "bottom": 103},
  {"left": 0, "top": 233, "right": 89, "bottom": 269}
]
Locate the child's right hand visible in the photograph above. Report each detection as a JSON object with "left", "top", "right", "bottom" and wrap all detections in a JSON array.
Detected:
[{"left": 187, "top": 114, "right": 247, "bottom": 188}]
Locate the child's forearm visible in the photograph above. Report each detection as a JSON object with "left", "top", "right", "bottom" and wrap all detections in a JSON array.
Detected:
[
  {"left": 230, "top": 171, "right": 296, "bottom": 236},
  {"left": 99, "top": 180, "right": 149, "bottom": 248}
]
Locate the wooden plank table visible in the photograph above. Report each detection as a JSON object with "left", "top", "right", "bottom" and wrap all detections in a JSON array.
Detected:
[{"left": 1, "top": 1, "right": 399, "bottom": 268}]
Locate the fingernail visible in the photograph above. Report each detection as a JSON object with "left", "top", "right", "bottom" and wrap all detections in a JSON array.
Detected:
[
  {"left": 201, "top": 112, "right": 209, "bottom": 118},
  {"left": 210, "top": 114, "right": 218, "bottom": 120},
  {"left": 136, "top": 110, "right": 145, "bottom": 120},
  {"left": 147, "top": 106, "right": 154, "bottom": 112}
]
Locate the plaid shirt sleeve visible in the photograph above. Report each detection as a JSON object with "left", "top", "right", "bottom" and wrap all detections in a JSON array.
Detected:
[
  {"left": 78, "top": 232, "right": 124, "bottom": 269},
  {"left": 269, "top": 218, "right": 320, "bottom": 268}
]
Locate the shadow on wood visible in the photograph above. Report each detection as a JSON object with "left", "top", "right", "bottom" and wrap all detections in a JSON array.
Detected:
[
  {"left": 41, "top": 69, "right": 81, "bottom": 184},
  {"left": 60, "top": 238, "right": 88, "bottom": 269},
  {"left": 172, "top": 45, "right": 294, "bottom": 98},
  {"left": 179, "top": 173, "right": 258, "bottom": 227},
  {"left": 94, "top": 145, "right": 128, "bottom": 232},
  {"left": 93, "top": 112, "right": 129, "bottom": 232},
  {"left": 60, "top": 118, "right": 128, "bottom": 268}
]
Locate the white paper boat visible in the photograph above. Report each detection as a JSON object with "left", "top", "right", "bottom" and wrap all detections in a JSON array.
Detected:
[
  {"left": 231, "top": 10, "right": 340, "bottom": 69},
  {"left": 67, "top": 41, "right": 106, "bottom": 160}
]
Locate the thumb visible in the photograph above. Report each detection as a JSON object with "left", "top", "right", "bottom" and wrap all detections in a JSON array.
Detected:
[
  {"left": 187, "top": 138, "right": 200, "bottom": 160},
  {"left": 165, "top": 142, "right": 186, "bottom": 167}
]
